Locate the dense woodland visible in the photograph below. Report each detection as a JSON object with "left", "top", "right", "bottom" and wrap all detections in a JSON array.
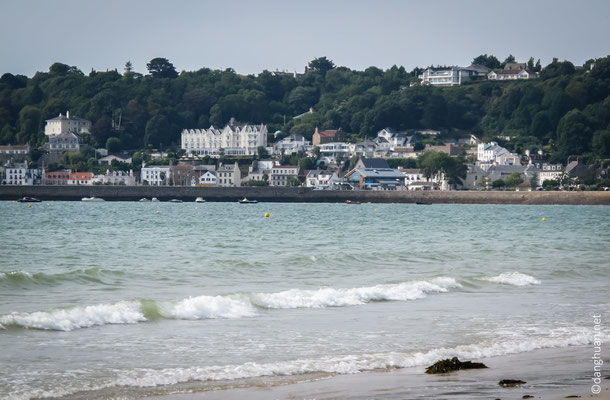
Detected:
[{"left": 1, "top": 55, "right": 609, "bottom": 167}]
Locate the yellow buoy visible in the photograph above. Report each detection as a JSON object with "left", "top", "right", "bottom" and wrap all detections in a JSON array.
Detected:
[
  {"left": 28, "top": 204, "right": 31, "bottom": 208},
  {"left": 265, "top": 213, "right": 270, "bottom": 218},
  {"left": 156, "top": 211, "right": 160, "bottom": 214},
  {"left": 542, "top": 217, "right": 546, "bottom": 221}
]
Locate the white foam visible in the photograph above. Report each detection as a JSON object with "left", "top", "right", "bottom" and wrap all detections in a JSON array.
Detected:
[
  {"left": 161, "top": 295, "right": 257, "bottom": 320},
  {"left": 480, "top": 272, "right": 541, "bottom": 286},
  {"left": 113, "top": 329, "right": 599, "bottom": 388},
  {"left": 0, "top": 301, "right": 146, "bottom": 331},
  {"left": 252, "top": 277, "right": 461, "bottom": 309}
]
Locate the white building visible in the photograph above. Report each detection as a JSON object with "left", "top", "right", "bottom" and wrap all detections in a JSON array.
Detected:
[
  {"left": 140, "top": 165, "right": 171, "bottom": 186},
  {"left": 273, "top": 135, "right": 310, "bottom": 155},
  {"left": 45, "top": 132, "right": 80, "bottom": 152},
  {"left": 270, "top": 165, "right": 300, "bottom": 187},
  {"left": 196, "top": 170, "right": 217, "bottom": 187},
  {"left": 216, "top": 162, "right": 241, "bottom": 187},
  {"left": 419, "top": 67, "right": 473, "bottom": 86},
  {"left": 488, "top": 69, "right": 537, "bottom": 80},
  {"left": 181, "top": 119, "right": 267, "bottom": 157},
  {"left": 400, "top": 169, "right": 425, "bottom": 185},
  {"left": 44, "top": 111, "right": 91, "bottom": 136},
  {"left": 477, "top": 142, "right": 519, "bottom": 166},
  {"left": 319, "top": 142, "right": 350, "bottom": 161},
  {"left": 93, "top": 170, "right": 136, "bottom": 186},
  {"left": 538, "top": 163, "right": 564, "bottom": 186},
  {"left": 243, "top": 160, "right": 275, "bottom": 183},
  {"left": 305, "top": 169, "right": 338, "bottom": 188},
  {"left": 2, "top": 162, "right": 38, "bottom": 185},
  {"left": 98, "top": 155, "right": 132, "bottom": 165}
]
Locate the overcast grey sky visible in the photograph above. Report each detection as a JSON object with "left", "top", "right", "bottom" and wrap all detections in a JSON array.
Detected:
[{"left": 1, "top": 0, "right": 609, "bottom": 77}]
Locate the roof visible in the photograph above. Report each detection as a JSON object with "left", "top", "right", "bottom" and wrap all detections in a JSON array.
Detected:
[
  {"left": 359, "top": 159, "right": 390, "bottom": 169},
  {"left": 46, "top": 113, "right": 89, "bottom": 122},
  {"left": 0, "top": 145, "right": 29, "bottom": 151},
  {"left": 400, "top": 169, "right": 423, "bottom": 174},
  {"left": 274, "top": 165, "right": 299, "bottom": 169},
  {"left": 491, "top": 69, "right": 536, "bottom": 76},
  {"left": 352, "top": 168, "right": 405, "bottom": 179},
  {"left": 317, "top": 129, "right": 339, "bottom": 137}
]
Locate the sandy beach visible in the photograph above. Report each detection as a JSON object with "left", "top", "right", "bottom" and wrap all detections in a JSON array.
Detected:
[{"left": 144, "top": 346, "right": 608, "bottom": 400}]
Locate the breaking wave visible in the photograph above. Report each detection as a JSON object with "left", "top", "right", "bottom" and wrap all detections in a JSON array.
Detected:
[
  {"left": 0, "top": 277, "right": 460, "bottom": 331},
  {"left": 479, "top": 272, "right": 541, "bottom": 287}
]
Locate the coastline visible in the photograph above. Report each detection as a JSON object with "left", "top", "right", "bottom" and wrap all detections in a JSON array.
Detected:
[
  {"left": 2, "top": 185, "right": 610, "bottom": 204},
  {"left": 138, "top": 346, "right": 607, "bottom": 400}
]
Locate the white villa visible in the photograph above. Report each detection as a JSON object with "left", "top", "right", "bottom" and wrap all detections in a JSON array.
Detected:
[
  {"left": 44, "top": 112, "right": 91, "bottom": 136},
  {"left": 216, "top": 162, "right": 241, "bottom": 187},
  {"left": 477, "top": 142, "right": 519, "bottom": 167},
  {"left": 419, "top": 67, "right": 473, "bottom": 86},
  {"left": 2, "top": 162, "right": 38, "bottom": 185},
  {"left": 273, "top": 135, "right": 310, "bottom": 155},
  {"left": 181, "top": 119, "right": 267, "bottom": 157},
  {"left": 538, "top": 163, "right": 564, "bottom": 185},
  {"left": 488, "top": 69, "right": 537, "bottom": 80},
  {"left": 305, "top": 169, "right": 338, "bottom": 188},
  {"left": 93, "top": 170, "right": 136, "bottom": 186},
  {"left": 196, "top": 170, "right": 217, "bottom": 187},
  {"left": 140, "top": 165, "right": 171, "bottom": 186}
]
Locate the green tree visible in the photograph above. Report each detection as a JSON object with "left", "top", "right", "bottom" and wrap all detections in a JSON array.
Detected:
[
  {"left": 144, "top": 115, "right": 170, "bottom": 147},
  {"left": 492, "top": 179, "right": 506, "bottom": 189},
  {"left": 556, "top": 109, "right": 592, "bottom": 158},
  {"left": 505, "top": 172, "right": 524, "bottom": 188},
  {"left": 472, "top": 54, "right": 501, "bottom": 69},
  {"left": 17, "top": 106, "right": 42, "bottom": 145},
  {"left": 146, "top": 57, "right": 178, "bottom": 78},
  {"left": 307, "top": 57, "right": 336, "bottom": 75},
  {"left": 106, "top": 137, "right": 121, "bottom": 153},
  {"left": 502, "top": 54, "right": 516, "bottom": 66}
]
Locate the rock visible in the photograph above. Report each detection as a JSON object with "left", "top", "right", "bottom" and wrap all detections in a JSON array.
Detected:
[
  {"left": 425, "top": 357, "right": 488, "bottom": 374},
  {"left": 564, "top": 396, "right": 580, "bottom": 398},
  {"left": 522, "top": 396, "right": 534, "bottom": 399},
  {"left": 498, "top": 379, "right": 526, "bottom": 387}
]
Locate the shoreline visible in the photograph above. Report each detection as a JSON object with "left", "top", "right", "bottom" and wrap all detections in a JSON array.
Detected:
[
  {"left": 137, "top": 346, "right": 608, "bottom": 400},
  {"left": 2, "top": 185, "right": 610, "bottom": 204}
]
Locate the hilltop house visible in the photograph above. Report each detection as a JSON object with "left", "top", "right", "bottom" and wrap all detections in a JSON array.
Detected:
[
  {"left": 418, "top": 66, "right": 473, "bottom": 86},
  {"left": 44, "top": 111, "right": 91, "bottom": 137}
]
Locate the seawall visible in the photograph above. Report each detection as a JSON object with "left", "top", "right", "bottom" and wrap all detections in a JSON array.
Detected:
[{"left": 1, "top": 186, "right": 610, "bottom": 205}]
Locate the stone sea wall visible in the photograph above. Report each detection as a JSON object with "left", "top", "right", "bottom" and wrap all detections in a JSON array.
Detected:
[{"left": 1, "top": 185, "right": 610, "bottom": 205}]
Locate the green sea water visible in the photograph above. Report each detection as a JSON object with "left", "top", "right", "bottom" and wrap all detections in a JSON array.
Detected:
[{"left": 0, "top": 201, "right": 609, "bottom": 399}]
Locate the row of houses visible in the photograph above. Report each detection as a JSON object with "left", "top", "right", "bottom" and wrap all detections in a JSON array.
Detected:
[{"left": 418, "top": 62, "right": 538, "bottom": 87}]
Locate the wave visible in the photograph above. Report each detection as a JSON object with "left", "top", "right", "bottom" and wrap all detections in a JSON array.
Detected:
[
  {"left": 479, "top": 272, "right": 541, "bottom": 287},
  {"left": 250, "top": 277, "right": 461, "bottom": 309},
  {"left": 0, "top": 277, "right": 460, "bottom": 331},
  {"left": 113, "top": 331, "right": 595, "bottom": 388},
  {"left": 0, "top": 267, "right": 126, "bottom": 287}
]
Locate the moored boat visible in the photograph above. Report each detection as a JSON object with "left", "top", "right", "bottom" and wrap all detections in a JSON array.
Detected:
[
  {"left": 139, "top": 198, "right": 151, "bottom": 202},
  {"left": 239, "top": 197, "right": 258, "bottom": 204},
  {"left": 195, "top": 197, "right": 206, "bottom": 203},
  {"left": 345, "top": 200, "right": 361, "bottom": 204},
  {"left": 17, "top": 197, "right": 41, "bottom": 203},
  {"left": 169, "top": 199, "right": 183, "bottom": 203},
  {"left": 81, "top": 196, "right": 105, "bottom": 202},
  {"left": 151, "top": 197, "right": 160, "bottom": 202}
]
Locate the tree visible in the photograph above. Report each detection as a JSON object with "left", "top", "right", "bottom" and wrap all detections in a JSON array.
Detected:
[
  {"left": 492, "top": 179, "right": 506, "bottom": 189},
  {"left": 146, "top": 57, "right": 178, "bottom": 78},
  {"left": 144, "top": 115, "right": 170, "bottom": 147},
  {"left": 502, "top": 54, "right": 516, "bottom": 66},
  {"left": 505, "top": 172, "right": 524, "bottom": 188},
  {"left": 556, "top": 110, "right": 592, "bottom": 158},
  {"left": 307, "top": 57, "right": 336, "bottom": 75},
  {"left": 106, "top": 137, "right": 121, "bottom": 153},
  {"left": 124, "top": 61, "right": 133, "bottom": 74},
  {"left": 256, "top": 146, "right": 269, "bottom": 159},
  {"left": 472, "top": 54, "right": 501, "bottom": 69}
]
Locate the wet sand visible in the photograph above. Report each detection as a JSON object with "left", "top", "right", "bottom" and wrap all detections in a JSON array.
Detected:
[{"left": 145, "top": 346, "right": 609, "bottom": 400}]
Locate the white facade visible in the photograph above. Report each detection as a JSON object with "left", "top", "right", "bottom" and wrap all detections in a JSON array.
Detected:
[
  {"left": 44, "top": 112, "right": 91, "bottom": 136},
  {"left": 2, "top": 163, "right": 37, "bottom": 185},
  {"left": 273, "top": 135, "right": 310, "bottom": 155},
  {"left": 270, "top": 165, "right": 300, "bottom": 187},
  {"left": 538, "top": 164, "right": 564, "bottom": 186},
  {"left": 216, "top": 162, "right": 241, "bottom": 187},
  {"left": 46, "top": 132, "right": 80, "bottom": 152},
  {"left": 319, "top": 142, "right": 350, "bottom": 160},
  {"left": 98, "top": 155, "right": 132, "bottom": 165},
  {"left": 488, "top": 69, "right": 537, "bottom": 80},
  {"left": 141, "top": 165, "right": 171, "bottom": 186},
  {"left": 305, "top": 169, "right": 337, "bottom": 188},
  {"left": 93, "top": 170, "right": 136, "bottom": 186},
  {"left": 419, "top": 67, "right": 472, "bottom": 86},
  {"left": 197, "top": 171, "right": 217, "bottom": 186},
  {"left": 477, "top": 142, "right": 519, "bottom": 166},
  {"left": 181, "top": 121, "right": 267, "bottom": 157}
]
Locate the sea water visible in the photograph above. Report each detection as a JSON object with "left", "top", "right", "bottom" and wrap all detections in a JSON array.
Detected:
[{"left": 0, "top": 201, "right": 608, "bottom": 399}]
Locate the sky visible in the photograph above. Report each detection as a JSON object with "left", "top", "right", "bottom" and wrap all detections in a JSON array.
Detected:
[{"left": 1, "top": 0, "right": 609, "bottom": 77}]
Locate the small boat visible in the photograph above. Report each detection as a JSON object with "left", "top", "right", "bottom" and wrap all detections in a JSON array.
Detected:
[
  {"left": 151, "top": 197, "right": 160, "bottom": 202},
  {"left": 169, "top": 199, "right": 183, "bottom": 203},
  {"left": 239, "top": 198, "right": 258, "bottom": 204},
  {"left": 82, "top": 196, "right": 105, "bottom": 202},
  {"left": 195, "top": 197, "right": 206, "bottom": 203},
  {"left": 415, "top": 201, "right": 432, "bottom": 205},
  {"left": 17, "top": 197, "right": 41, "bottom": 203},
  {"left": 139, "top": 198, "right": 151, "bottom": 202},
  {"left": 345, "top": 200, "right": 361, "bottom": 204}
]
